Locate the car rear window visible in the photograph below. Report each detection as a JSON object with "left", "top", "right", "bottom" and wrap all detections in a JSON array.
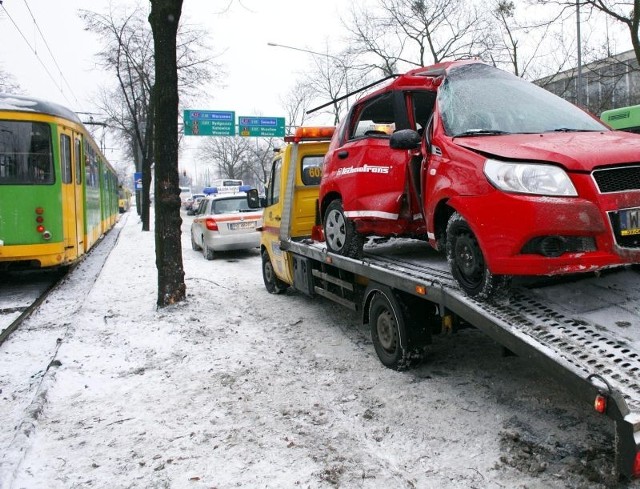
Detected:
[{"left": 212, "top": 197, "right": 252, "bottom": 214}]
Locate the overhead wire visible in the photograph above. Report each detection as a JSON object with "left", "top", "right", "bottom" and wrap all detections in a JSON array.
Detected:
[
  {"left": 0, "top": 1, "right": 78, "bottom": 107},
  {"left": 20, "top": 0, "right": 79, "bottom": 105}
]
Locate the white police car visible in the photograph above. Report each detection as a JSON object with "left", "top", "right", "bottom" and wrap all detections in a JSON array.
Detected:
[{"left": 190, "top": 193, "right": 263, "bottom": 260}]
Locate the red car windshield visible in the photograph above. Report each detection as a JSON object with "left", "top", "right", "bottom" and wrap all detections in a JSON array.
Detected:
[{"left": 439, "top": 63, "right": 608, "bottom": 137}]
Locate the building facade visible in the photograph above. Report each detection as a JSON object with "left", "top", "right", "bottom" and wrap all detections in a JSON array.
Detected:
[{"left": 536, "top": 50, "right": 640, "bottom": 117}]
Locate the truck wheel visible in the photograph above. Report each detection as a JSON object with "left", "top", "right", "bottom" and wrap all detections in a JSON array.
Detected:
[
  {"left": 262, "top": 251, "right": 288, "bottom": 294},
  {"left": 204, "top": 242, "right": 215, "bottom": 260},
  {"left": 369, "top": 290, "right": 424, "bottom": 370},
  {"left": 446, "top": 212, "right": 510, "bottom": 300},
  {"left": 324, "top": 199, "right": 364, "bottom": 258}
]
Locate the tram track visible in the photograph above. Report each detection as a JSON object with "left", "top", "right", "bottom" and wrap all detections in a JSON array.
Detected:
[{"left": 0, "top": 268, "right": 68, "bottom": 346}]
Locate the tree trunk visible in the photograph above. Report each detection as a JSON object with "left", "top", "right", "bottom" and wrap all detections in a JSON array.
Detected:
[
  {"left": 141, "top": 95, "right": 155, "bottom": 232},
  {"left": 149, "top": 0, "right": 186, "bottom": 307}
]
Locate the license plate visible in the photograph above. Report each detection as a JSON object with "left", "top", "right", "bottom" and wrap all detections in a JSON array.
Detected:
[
  {"left": 619, "top": 207, "right": 640, "bottom": 236},
  {"left": 229, "top": 221, "right": 256, "bottom": 231}
]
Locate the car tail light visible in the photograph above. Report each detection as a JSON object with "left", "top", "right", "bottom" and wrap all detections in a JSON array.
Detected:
[{"left": 205, "top": 218, "right": 218, "bottom": 231}]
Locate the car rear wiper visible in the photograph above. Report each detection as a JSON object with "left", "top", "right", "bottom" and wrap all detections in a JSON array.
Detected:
[{"left": 453, "top": 129, "right": 511, "bottom": 137}]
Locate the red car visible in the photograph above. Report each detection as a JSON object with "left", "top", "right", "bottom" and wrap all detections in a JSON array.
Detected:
[{"left": 319, "top": 60, "right": 640, "bottom": 299}]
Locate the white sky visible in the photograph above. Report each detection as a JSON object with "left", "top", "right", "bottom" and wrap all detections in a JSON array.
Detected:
[
  {"left": 0, "top": 0, "right": 351, "bottom": 177},
  {"left": 0, "top": 0, "right": 634, "bottom": 184}
]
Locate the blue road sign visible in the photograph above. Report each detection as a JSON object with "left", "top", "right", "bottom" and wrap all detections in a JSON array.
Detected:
[
  {"left": 238, "top": 116, "right": 286, "bottom": 137},
  {"left": 184, "top": 110, "right": 236, "bottom": 136}
]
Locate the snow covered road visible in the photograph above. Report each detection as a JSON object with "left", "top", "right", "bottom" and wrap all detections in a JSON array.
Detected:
[{"left": 0, "top": 209, "right": 624, "bottom": 488}]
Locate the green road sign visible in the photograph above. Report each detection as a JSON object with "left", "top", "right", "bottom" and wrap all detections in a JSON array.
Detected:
[
  {"left": 238, "top": 116, "right": 285, "bottom": 137},
  {"left": 184, "top": 110, "right": 235, "bottom": 136}
]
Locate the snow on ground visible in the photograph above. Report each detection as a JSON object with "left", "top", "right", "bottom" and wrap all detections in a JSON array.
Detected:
[{"left": 0, "top": 208, "right": 634, "bottom": 488}]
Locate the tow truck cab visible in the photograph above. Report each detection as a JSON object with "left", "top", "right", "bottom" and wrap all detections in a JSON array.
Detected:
[{"left": 259, "top": 126, "right": 334, "bottom": 288}]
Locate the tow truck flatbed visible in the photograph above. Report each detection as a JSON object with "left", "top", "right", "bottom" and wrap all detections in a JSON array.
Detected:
[{"left": 282, "top": 236, "right": 640, "bottom": 479}]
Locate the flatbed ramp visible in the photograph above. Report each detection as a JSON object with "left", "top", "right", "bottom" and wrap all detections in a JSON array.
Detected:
[{"left": 286, "top": 237, "right": 640, "bottom": 478}]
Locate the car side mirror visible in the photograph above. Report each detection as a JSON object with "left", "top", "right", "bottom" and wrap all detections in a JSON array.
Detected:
[
  {"left": 247, "top": 188, "right": 260, "bottom": 209},
  {"left": 389, "top": 129, "right": 421, "bottom": 150}
]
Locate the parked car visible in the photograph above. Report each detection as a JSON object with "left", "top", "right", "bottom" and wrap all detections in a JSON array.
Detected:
[
  {"left": 186, "top": 193, "right": 205, "bottom": 214},
  {"left": 190, "top": 194, "right": 263, "bottom": 260},
  {"left": 179, "top": 186, "right": 192, "bottom": 208},
  {"left": 319, "top": 60, "right": 640, "bottom": 299}
]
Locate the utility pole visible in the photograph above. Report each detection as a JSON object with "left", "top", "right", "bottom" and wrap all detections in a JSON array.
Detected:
[{"left": 576, "top": 0, "right": 583, "bottom": 107}]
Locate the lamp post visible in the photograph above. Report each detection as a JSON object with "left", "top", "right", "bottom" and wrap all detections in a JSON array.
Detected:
[{"left": 267, "top": 42, "right": 350, "bottom": 112}]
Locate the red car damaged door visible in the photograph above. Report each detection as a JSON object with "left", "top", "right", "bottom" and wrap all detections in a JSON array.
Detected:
[{"left": 321, "top": 90, "right": 429, "bottom": 254}]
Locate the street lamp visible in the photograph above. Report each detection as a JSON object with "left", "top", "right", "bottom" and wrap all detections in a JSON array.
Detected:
[{"left": 267, "top": 42, "right": 351, "bottom": 111}]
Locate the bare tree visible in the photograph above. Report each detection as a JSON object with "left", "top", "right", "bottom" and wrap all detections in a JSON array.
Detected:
[
  {"left": 198, "top": 136, "right": 254, "bottom": 181},
  {"left": 538, "top": 0, "right": 640, "bottom": 68},
  {"left": 280, "top": 80, "right": 316, "bottom": 132},
  {"left": 149, "top": 0, "right": 186, "bottom": 306},
  {"left": 81, "top": 6, "right": 155, "bottom": 229},
  {"left": 0, "top": 66, "right": 21, "bottom": 93},
  {"left": 81, "top": 2, "right": 217, "bottom": 231},
  {"left": 486, "top": 1, "right": 561, "bottom": 78},
  {"left": 246, "top": 138, "right": 280, "bottom": 190},
  {"left": 303, "top": 51, "right": 354, "bottom": 124},
  {"left": 346, "top": 0, "right": 491, "bottom": 73}
]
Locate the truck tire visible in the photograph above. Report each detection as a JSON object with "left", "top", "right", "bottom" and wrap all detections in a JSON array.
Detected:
[
  {"left": 324, "top": 199, "right": 364, "bottom": 258},
  {"left": 445, "top": 212, "right": 510, "bottom": 300},
  {"left": 368, "top": 289, "right": 426, "bottom": 370},
  {"left": 262, "top": 251, "right": 288, "bottom": 294}
]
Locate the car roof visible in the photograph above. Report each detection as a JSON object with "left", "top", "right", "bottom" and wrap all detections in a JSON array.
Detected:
[
  {"left": 204, "top": 192, "right": 247, "bottom": 201},
  {"left": 357, "top": 59, "right": 485, "bottom": 102}
]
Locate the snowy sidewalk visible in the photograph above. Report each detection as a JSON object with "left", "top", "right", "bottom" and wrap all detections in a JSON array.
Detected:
[{"left": 0, "top": 210, "right": 617, "bottom": 488}]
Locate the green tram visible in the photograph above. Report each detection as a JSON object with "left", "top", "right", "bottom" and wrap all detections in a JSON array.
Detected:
[
  {"left": 0, "top": 93, "right": 119, "bottom": 270},
  {"left": 600, "top": 104, "right": 640, "bottom": 133}
]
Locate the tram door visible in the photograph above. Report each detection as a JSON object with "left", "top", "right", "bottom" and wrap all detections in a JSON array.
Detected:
[
  {"left": 58, "top": 128, "right": 82, "bottom": 262},
  {"left": 73, "top": 135, "right": 85, "bottom": 254}
]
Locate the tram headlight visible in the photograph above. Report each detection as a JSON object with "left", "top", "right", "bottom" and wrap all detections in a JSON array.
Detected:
[{"left": 42, "top": 230, "right": 52, "bottom": 240}]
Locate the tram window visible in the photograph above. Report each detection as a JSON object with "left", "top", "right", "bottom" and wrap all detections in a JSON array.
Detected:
[
  {"left": 75, "top": 138, "right": 82, "bottom": 185},
  {"left": 60, "top": 134, "right": 72, "bottom": 184},
  {"left": 84, "top": 142, "right": 98, "bottom": 188},
  {"left": 0, "top": 120, "right": 54, "bottom": 185}
]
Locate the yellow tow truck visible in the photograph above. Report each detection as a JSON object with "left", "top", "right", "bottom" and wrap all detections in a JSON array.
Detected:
[{"left": 259, "top": 126, "right": 333, "bottom": 293}]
